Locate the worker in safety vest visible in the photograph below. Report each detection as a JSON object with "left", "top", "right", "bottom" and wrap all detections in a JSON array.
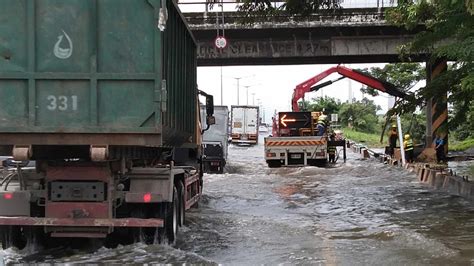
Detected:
[
  {"left": 388, "top": 124, "right": 398, "bottom": 156},
  {"left": 316, "top": 115, "right": 327, "bottom": 136},
  {"left": 403, "top": 134, "right": 414, "bottom": 163},
  {"left": 327, "top": 134, "right": 337, "bottom": 163}
]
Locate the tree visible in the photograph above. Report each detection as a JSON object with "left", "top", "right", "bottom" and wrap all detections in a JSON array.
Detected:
[
  {"left": 339, "top": 97, "right": 381, "bottom": 133},
  {"left": 386, "top": 1, "right": 474, "bottom": 140},
  {"left": 306, "top": 96, "right": 342, "bottom": 114},
  {"left": 357, "top": 63, "right": 426, "bottom": 143},
  {"left": 234, "top": 0, "right": 342, "bottom": 21},
  {"left": 358, "top": 63, "right": 425, "bottom": 97}
]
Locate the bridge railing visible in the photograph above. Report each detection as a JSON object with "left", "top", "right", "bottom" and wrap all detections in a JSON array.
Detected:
[
  {"left": 177, "top": 0, "right": 397, "bottom": 13},
  {"left": 183, "top": 8, "right": 390, "bottom": 28}
]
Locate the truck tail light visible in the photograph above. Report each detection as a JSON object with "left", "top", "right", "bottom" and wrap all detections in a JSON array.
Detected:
[
  {"left": 266, "top": 152, "right": 276, "bottom": 157},
  {"left": 143, "top": 193, "right": 152, "bottom": 203},
  {"left": 3, "top": 193, "right": 13, "bottom": 200}
]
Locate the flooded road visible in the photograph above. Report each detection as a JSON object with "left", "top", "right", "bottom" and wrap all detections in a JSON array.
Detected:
[{"left": 2, "top": 140, "right": 474, "bottom": 265}]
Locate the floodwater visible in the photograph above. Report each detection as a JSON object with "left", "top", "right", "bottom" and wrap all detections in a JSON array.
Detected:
[{"left": 2, "top": 137, "right": 474, "bottom": 265}]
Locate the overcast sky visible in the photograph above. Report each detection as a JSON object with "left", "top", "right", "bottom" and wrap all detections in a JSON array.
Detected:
[{"left": 197, "top": 63, "right": 421, "bottom": 123}]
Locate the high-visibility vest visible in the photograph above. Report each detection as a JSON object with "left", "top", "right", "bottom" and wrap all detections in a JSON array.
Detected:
[
  {"left": 328, "top": 146, "right": 336, "bottom": 154},
  {"left": 404, "top": 139, "right": 414, "bottom": 151}
]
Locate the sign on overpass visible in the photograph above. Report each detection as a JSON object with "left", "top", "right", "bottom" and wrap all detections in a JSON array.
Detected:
[{"left": 196, "top": 36, "right": 414, "bottom": 65}]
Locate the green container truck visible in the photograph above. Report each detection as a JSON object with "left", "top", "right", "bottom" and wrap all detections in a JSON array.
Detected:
[{"left": 0, "top": 0, "right": 214, "bottom": 248}]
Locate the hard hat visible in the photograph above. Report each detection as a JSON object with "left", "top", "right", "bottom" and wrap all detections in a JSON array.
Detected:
[
  {"left": 391, "top": 124, "right": 397, "bottom": 128},
  {"left": 404, "top": 134, "right": 410, "bottom": 140}
]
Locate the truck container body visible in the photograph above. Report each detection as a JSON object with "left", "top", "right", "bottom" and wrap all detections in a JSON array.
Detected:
[
  {"left": 0, "top": 0, "right": 209, "bottom": 248},
  {"left": 0, "top": 0, "right": 197, "bottom": 152},
  {"left": 230, "top": 105, "right": 259, "bottom": 145},
  {"left": 200, "top": 105, "right": 229, "bottom": 173}
]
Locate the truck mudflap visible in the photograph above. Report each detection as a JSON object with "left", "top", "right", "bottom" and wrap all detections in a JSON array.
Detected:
[{"left": 0, "top": 217, "right": 163, "bottom": 227}]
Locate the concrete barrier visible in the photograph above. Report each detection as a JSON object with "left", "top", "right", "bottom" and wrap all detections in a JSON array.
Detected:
[
  {"left": 349, "top": 140, "right": 474, "bottom": 202},
  {"left": 362, "top": 149, "right": 370, "bottom": 159}
]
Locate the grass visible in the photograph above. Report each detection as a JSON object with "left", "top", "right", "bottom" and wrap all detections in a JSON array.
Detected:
[
  {"left": 449, "top": 138, "right": 474, "bottom": 152},
  {"left": 341, "top": 128, "right": 385, "bottom": 148},
  {"left": 341, "top": 129, "right": 474, "bottom": 151}
]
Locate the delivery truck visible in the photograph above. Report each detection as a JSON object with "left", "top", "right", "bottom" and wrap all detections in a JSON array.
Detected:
[
  {"left": 230, "top": 106, "right": 259, "bottom": 145},
  {"left": 200, "top": 106, "right": 229, "bottom": 174}
]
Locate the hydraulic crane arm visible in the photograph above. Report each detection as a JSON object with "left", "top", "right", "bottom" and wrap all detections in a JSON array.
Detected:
[{"left": 291, "top": 65, "right": 408, "bottom": 111}]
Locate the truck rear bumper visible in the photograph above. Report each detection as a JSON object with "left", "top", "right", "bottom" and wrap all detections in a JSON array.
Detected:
[
  {"left": 0, "top": 217, "right": 163, "bottom": 228},
  {"left": 232, "top": 140, "right": 257, "bottom": 144}
]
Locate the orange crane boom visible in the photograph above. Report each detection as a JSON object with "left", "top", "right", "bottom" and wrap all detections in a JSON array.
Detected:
[{"left": 291, "top": 65, "right": 408, "bottom": 112}]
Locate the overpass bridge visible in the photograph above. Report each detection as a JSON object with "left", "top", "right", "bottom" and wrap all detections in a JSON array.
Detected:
[
  {"left": 179, "top": 2, "right": 422, "bottom": 66},
  {"left": 179, "top": 1, "right": 445, "bottom": 150}
]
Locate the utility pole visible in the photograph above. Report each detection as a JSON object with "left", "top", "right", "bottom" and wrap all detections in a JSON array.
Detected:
[
  {"left": 220, "top": 66, "right": 223, "bottom": 105},
  {"left": 233, "top": 77, "right": 242, "bottom": 105},
  {"left": 232, "top": 75, "right": 255, "bottom": 105},
  {"left": 243, "top": 85, "right": 252, "bottom": 105}
]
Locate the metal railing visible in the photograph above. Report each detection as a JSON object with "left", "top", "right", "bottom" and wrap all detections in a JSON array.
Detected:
[{"left": 177, "top": 0, "right": 397, "bottom": 13}]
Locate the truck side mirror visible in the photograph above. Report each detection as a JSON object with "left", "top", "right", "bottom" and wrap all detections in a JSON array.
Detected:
[
  {"left": 206, "top": 95, "right": 214, "bottom": 117},
  {"left": 206, "top": 115, "right": 216, "bottom": 126}
]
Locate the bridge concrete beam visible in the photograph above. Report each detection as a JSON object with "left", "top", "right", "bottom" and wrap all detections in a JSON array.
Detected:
[{"left": 196, "top": 35, "right": 416, "bottom": 66}]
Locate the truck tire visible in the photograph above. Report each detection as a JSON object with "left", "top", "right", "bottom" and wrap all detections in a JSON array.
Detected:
[
  {"left": 308, "top": 159, "right": 327, "bottom": 167},
  {"left": 0, "top": 226, "right": 26, "bottom": 250},
  {"left": 177, "top": 181, "right": 185, "bottom": 226},
  {"left": 131, "top": 208, "right": 156, "bottom": 245},
  {"left": 218, "top": 161, "right": 224, "bottom": 174},
  {"left": 165, "top": 186, "right": 179, "bottom": 244},
  {"left": 267, "top": 160, "right": 281, "bottom": 168}
]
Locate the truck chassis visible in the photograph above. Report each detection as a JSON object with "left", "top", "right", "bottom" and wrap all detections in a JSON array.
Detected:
[{"left": 0, "top": 153, "right": 202, "bottom": 249}]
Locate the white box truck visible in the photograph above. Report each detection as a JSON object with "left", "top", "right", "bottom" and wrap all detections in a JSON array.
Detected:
[
  {"left": 201, "top": 106, "right": 229, "bottom": 173},
  {"left": 230, "top": 105, "right": 259, "bottom": 145}
]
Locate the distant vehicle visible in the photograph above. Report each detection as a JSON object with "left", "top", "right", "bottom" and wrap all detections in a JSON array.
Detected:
[
  {"left": 259, "top": 125, "right": 269, "bottom": 133},
  {"left": 231, "top": 105, "right": 260, "bottom": 145},
  {"left": 201, "top": 106, "right": 229, "bottom": 174}
]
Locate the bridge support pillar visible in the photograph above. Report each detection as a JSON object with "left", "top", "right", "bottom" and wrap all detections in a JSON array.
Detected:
[{"left": 426, "top": 58, "right": 448, "bottom": 153}]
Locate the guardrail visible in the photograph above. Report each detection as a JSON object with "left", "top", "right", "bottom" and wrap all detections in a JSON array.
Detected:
[
  {"left": 184, "top": 8, "right": 390, "bottom": 29},
  {"left": 178, "top": 0, "right": 397, "bottom": 13}
]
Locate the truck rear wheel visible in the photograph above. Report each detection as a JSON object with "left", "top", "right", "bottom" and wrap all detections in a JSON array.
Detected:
[
  {"left": 267, "top": 160, "right": 282, "bottom": 168},
  {"left": 131, "top": 208, "right": 157, "bottom": 245},
  {"left": 165, "top": 186, "right": 179, "bottom": 244},
  {"left": 0, "top": 226, "right": 26, "bottom": 250},
  {"left": 308, "top": 159, "right": 327, "bottom": 167}
]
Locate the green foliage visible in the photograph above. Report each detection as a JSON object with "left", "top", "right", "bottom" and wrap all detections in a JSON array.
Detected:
[
  {"left": 342, "top": 128, "right": 384, "bottom": 148},
  {"left": 400, "top": 112, "right": 426, "bottom": 145},
  {"left": 449, "top": 137, "right": 474, "bottom": 151},
  {"left": 338, "top": 98, "right": 381, "bottom": 133},
  {"left": 234, "top": 0, "right": 342, "bottom": 21},
  {"left": 306, "top": 96, "right": 342, "bottom": 114},
  {"left": 386, "top": 0, "right": 474, "bottom": 141},
  {"left": 358, "top": 63, "right": 425, "bottom": 97},
  {"left": 305, "top": 96, "right": 380, "bottom": 133}
]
